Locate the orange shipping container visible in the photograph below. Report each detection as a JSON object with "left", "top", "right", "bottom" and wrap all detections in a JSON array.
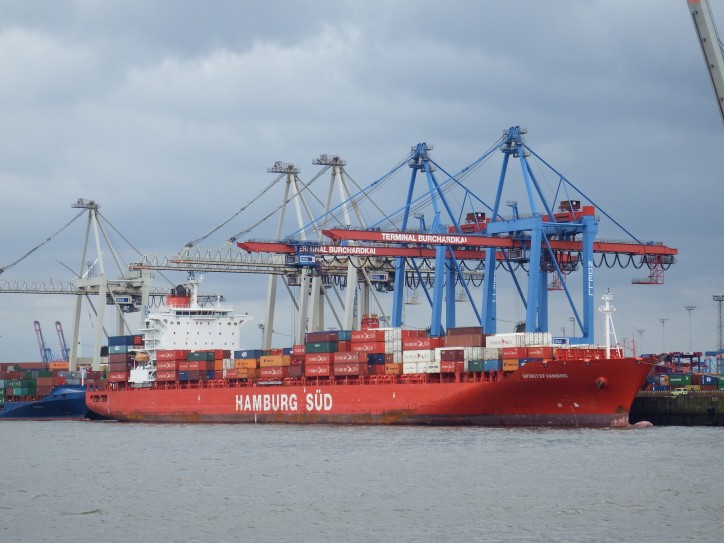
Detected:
[
  {"left": 502, "top": 359, "right": 519, "bottom": 371},
  {"left": 234, "top": 358, "right": 259, "bottom": 370},
  {"left": 260, "top": 355, "right": 291, "bottom": 367},
  {"left": 384, "top": 363, "right": 403, "bottom": 375},
  {"left": 49, "top": 361, "right": 70, "bottom": 370}
]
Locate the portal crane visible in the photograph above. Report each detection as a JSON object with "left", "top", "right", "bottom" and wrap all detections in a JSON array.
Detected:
[
  {"left": 55, "top": 321, "right": 70, "bottom": 361},
  {"left": 33, "top": 321, "right": 54, "bottom": 363},
  {"left": 687, "top": 0, "right": 724, "bottom": 124}
]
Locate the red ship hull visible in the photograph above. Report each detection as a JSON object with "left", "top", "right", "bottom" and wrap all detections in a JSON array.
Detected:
[{"left": 87, "top": 357, "right": 652, "bottom": 427}]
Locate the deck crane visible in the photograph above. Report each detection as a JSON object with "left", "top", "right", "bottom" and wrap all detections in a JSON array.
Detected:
[
  {"left": 55, "top": 321, "right": 70, "bottom": 361},
  {"left": 687, "top": 0, "right": 724, "bottom": 125},
  {"left": 33, "top": 321, "right": 54, "bottom": 363}
]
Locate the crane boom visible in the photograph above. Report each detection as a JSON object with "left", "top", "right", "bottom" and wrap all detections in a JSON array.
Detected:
[{"left": 687, "top": 0, "right": 724, "bottom": 124}]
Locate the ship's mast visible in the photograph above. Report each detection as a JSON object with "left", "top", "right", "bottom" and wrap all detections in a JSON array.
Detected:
[{"left": 598, "top": 290, "right": 618, "bottom": 358}]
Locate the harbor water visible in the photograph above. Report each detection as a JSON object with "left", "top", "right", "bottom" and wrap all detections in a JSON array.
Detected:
[{"left": 1, "top": 422, "right": 722, "bottom": 542}]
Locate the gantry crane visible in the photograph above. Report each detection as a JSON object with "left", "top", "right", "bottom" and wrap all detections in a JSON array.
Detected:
[{"left": 238, "top": 127, "right": 677, "bottom": 345}]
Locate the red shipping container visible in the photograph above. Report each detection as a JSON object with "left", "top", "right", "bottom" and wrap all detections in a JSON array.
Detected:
[
  {"left": 156, "top": 360, "right": 178, "bottom": 371},
  {"left": 306, "top": 353, "right": 333, "bottom": 365},
  {"left": 288, "top": 365, "right": 303, "bottom": 378},
  {"left": 305, "top": 331, "right": 338, "bottom": 343},
  {"left": 402, "top": 337, "right": 444, "bottom": 350},
  {"left": 334, "top": 351, "right": 366, "bottom": 363},
  {"left": 351, "top": 330, "right": 386, "bottom": 342},
  {"left": 439, "top": 349, "right": 465, "bottom": 362},
  {"left": 107, "top": 371, "right": 129, "bottom": 383},
  {"left": 109, "top": 353, "right": 134, "bottom": 363},
  {"left": 447, "top": 326, "right": 484, "bottom": 336},
  {"left": 157, "top": 349, "right": 189, "bottom": 361},
  {"left": 305, "top": 364, "right": 331, "bottom": 377},
  {"left": 366, "top": 364, "right": 386, "bottom": 375},
  {"left": 337, "top": 340, "right": 351, "bottom": 352},
  {"left": 290, "top": 355, "right": 305, "bottom": 366},
  {"left": 109, "top": 361, "right": 133, "bottom": 372},
  {"left": 259, "top": 366, "right": 289, "bottom": 379},
  {"left": 269, "top": 348, "right": 284, "bottom": 356},
  {"left": 527, "top": 346, "right": 553, "bottom": 358},
  {"left": 178, "top": 361, "right": 190, "bottom": 371},
  {"left": 156, "top": 370, "right": 177, "bottom": 382},
  {"left": 132, "top": 335, "right": 144, "bottom": 345},
  {"left": 501, "top": 347, "right": 527, "bottom": 359},
  {"left": 333, "top": 362, "right": 367, "bottom": 376},
  {"left": 351, "top": 341, "right": 386, "bottom": 353},
  {"left": 440, "top": 360, "right": 458, "bottom": 373},
  {"left": 445, "top": 334, "right": 485, "bottom": 347},
  {"left": 292, "top": 344, "right": 306, "bottom": 355},
  {"left": 401, "top": 329, "right": 427, "bottom": 339}
]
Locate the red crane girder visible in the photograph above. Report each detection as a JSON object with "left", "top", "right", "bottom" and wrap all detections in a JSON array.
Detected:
[{"left": 321, "top": 229, "right": 678, "bottom": 257}]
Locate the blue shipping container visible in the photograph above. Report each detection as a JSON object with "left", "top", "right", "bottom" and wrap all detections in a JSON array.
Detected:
[
  {"left": 367, "top": 353, "right": 386, "bottom": 365},
  {"left": 701, "top": 375, "right": 718, "bottom": 385},
  {"left": 178, "top": 371, "right": 190, "bottom": 381},
  {"left": 337, "top": 330, "right": 352, "bottom": 341},
  {"left": 109, "top": 335, "right": 135, "bottom": 346},
  {"left": 235, "top": 349, "right": 263, "bottom": 359},
  {"left": 483, "top": 360, "right": 502, "bottom": 372}
]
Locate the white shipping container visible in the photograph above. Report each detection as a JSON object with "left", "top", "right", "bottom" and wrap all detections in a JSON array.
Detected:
[
  {"left": 464, "top": 346, "right": 484, "bottom": 360},
  {"left": 483, "top": 348, "right": 501, "bottom": 360},
  {"left": 424, "top": 360, "right": 441, "bottom": 373},
  {"left": 403, "top": 361, "right": 423, "bottom": 374},
  {"left": 402, "top": 349, "right": 435, "bottom": 363}
]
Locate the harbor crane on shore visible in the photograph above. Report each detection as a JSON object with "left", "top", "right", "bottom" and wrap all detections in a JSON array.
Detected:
[{"left": 232, "top": 127, "right": 677, "bottom": 345}]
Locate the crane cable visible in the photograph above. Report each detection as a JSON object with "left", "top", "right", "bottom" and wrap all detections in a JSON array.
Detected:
[
  {"left": 0, "top": 209, "right": 85, "bottom": 275},
  {"left": 185, "top": 173, "right": 286, "bottom": 248}
]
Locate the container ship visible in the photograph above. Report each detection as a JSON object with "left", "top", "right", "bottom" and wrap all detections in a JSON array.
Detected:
[
  {"left": 86, "top": 278, "right": 653, "bottom": 426},
  {"left": 1, "top": 362, "right": 106, "bottom": 420}
]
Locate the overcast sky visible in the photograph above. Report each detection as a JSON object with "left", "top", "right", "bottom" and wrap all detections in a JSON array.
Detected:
[{"left": 1, "top": 0, "right": 723, "bottom": 362}]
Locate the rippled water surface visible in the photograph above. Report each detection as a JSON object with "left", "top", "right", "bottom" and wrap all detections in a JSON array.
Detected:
[{"left": 1, "top": 422, "right": 722, "bottom": 542}]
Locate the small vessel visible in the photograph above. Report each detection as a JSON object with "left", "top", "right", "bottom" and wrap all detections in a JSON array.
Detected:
[
  {"left": 1, "top": 364, "right": 106, "bottom": 420},
  {"left": 87, "top": 279, "right": 653, "bottom": 426}
]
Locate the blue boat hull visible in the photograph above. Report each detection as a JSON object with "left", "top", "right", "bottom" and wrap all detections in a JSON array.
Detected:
[{"left": 0, "top": 386, "right": 99, "bottom": 420}]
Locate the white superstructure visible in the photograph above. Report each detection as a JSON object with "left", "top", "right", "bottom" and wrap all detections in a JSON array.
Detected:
[{"left": 141, "top": 274, "right": 252, "bottom": 358}]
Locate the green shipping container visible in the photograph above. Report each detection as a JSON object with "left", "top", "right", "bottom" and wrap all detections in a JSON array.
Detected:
[
  {"left": 304, "top": 341, "right": 338, "bottom": 354},
  {"left": 465, "top": 359, "right": 485, "bottom": 372},
  {"left": 187, "top": 351, "right": 215, "bottom": 361},
  {"left": 668, "top": 374, "right": 692, "bottom": 386},
  {"left": 718, "top": 376, "right": 724, "bottom": 390}
]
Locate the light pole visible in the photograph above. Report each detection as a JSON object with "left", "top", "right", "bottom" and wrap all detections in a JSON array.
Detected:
[
  {"left": 659, "top": 318, "right": 668, "bottom": 352},
  {"left": 684, "top": 306, "right": 696, "bottom": 351},
  {"left": 569, "top": 317, "right": 576, "bottom": 337},
  {"left": 714, "top": 295, "right": 724, "bottom": 351}
]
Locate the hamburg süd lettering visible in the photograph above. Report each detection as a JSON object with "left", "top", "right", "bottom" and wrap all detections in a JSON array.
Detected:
[{"left": 235, "top": 392, "right": 333, "bottom": 413}]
